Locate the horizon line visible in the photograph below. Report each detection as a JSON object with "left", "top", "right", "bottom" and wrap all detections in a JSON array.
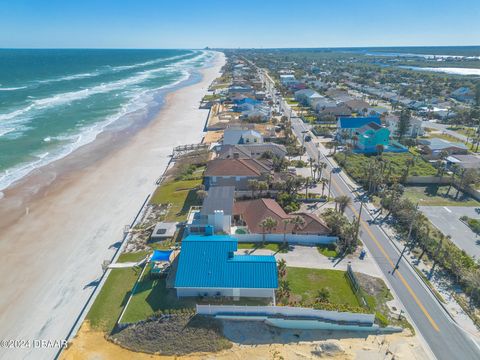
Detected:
[{"left": 1, "top": 44, "right": 479, "bottom": 51}]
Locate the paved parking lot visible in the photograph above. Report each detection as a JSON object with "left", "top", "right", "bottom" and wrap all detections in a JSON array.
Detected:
[{"left": 420, "top": 206, "right": 480, "bottom": 259}]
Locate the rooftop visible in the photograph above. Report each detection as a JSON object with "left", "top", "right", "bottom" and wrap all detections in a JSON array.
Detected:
[
  {"left": 205, "top": 158, "right": 270, "bottom": 177},
  {"left": 174, "top": 234, "right": 278, "bottom": 289},
  {"left": 338, "top": 116, "right": 381, "bottom": 129},
  {"left": 200, "top": 186, "right": 235, "bottom": 216}
]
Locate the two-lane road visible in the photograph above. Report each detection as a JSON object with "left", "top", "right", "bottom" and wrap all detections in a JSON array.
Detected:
[{"left": 290, "top": 117, "right": 480, "bottom": 360}]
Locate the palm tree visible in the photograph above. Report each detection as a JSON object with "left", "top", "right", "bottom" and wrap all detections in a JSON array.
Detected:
[
  {"left": 343, "top": 143, "right": 353, "bottom": 163},
  {"left": 258, "top": 181, "right": 269, "bottom": 197},
  {"left": 316, "top": 288, "right": 330, "bottom": 303},
  {"left": 277, "top": 259, "right": 287, "bottom": 278},
  {"left": 196, "top": 189, "right": 208, "bottom": 200},
  {"left": 403, "top": 157, "right": 415, "bottom": 182},
  {"left": 335, "top": 195, "right": 352, "bottom": 214},
  {"left": 352, "top": 135, "right": 359, "bottom": 149},
  {"left": 282, "top": 219, "right": 291, "bottom": 245},
  {"left": 248, "top": 179, "right": 259, "bottom": 199},
  {"left": 376, "top": 144, "right": 385, "bottom": 157},
  {"left": 320, "top": 177, "right": 328, "bottom": 197},
  {"left": 317, "top": 162, "right": 327, "bottom": 181},
  {"left": 259, "top": 217, "right": 278, "bottom": 243},
  {"left": 289, "top": 215, "right": 305, "bottom": 234},
  {"left": 277, "top": 279, "right": 291, "bottom": 300},
  {"left": 304, "top": 176, "right": 312, "bottom": 199}
]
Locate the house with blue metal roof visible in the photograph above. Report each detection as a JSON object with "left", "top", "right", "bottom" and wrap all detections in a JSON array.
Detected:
[
  {"left": 174, "top": 234, "right": 278, "bottom": 299},
  {"left": 336, "top": 116, "right": 381, "bottom": 142}
]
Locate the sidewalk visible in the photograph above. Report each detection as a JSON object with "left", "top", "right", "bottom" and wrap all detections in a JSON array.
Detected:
[{"left": 305, "top": 131, "right": 480, "bottom": 338}]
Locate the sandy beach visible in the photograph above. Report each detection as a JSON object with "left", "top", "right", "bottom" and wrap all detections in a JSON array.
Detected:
[
  {"left": 61, "top": 322, "right": 428, "bottom": 360},
  {"left": 0, "top": 51, "right": 225, "bottom": 360}
]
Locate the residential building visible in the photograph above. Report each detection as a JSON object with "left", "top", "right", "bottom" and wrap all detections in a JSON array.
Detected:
[
  {"left": 355, "top": 122, "right": 390, "bottom": 152},
  {"left": 336, "top": 116, "right": 381, "bottom": 141},
  {"left": 199, "top": 186, "right": 235, "bottom": 233},
  {"left": 280, "top": 74, "right": 296, "bottom": 85},
  {"left": 223, "top": 128, "right": 263, "bottom": 145},
  {"left": 294, "top": 89, "right": 322, "bottom": 107},
  {"left": 385, "top": 114, "right": 424, "bottom": 138},
  {"left": 233, "top": 198, "right": 330, "bottom": 235},
  {"left": 341, "top": 99, "right": 370, "bottom": 114},
  {"left": 418, "top": 138, "right": 469, "bottom": 159},
  {"left": 312, "top": 97, "right": 336, "bottom": 112},
  {"left": 446, "top": 154, "right": 480, "bottom": 170},
  {"left": 217, "top": 143, "right": 287, "bottom": 160},
  {"left": 175, "top": 234, "right": 278, "bottom": 299},
  {"left": 204, "top": 158, "right": 271, "bottom": 190},
  {"left": 451, "top": 87, "right": 474, "bottom": 103},
  {"left": 318, "top": 105, "right": 352, "bottom": 118}
]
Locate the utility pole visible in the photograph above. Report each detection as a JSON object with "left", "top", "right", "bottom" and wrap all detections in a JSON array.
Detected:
[
  {"left": 393, "top": 203, "right": 418, "bottom": 274},
  {"left": 328, "top": 170, "right": 333, "bottom": 200}
]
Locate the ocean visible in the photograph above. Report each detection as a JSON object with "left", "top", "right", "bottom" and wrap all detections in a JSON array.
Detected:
[{"left": 0, "top": 49, "right": 213, "bottom": 191}]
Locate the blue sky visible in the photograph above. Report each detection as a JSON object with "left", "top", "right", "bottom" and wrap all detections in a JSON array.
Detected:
[{"left": 1, "top": 0, "right": 479, "bottom": 48}]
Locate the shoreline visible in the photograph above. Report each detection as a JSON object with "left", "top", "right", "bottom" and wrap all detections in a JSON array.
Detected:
[{"left": 0, "top": 51, "right": 225, "bottom": 360}]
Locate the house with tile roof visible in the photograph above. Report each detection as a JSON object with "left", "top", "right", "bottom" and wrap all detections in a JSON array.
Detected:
[
  {"left": 174, "top": 234, "right": 278, "bottom": 299},
  {"left": 217, "top": 143, "right": 287, "bottom": 160},
  {"left": 233, "top": 198, "right": 330, "bottom": 235},
  {"left": 204, "top": 158, "right": 271, "bottom": 190}
]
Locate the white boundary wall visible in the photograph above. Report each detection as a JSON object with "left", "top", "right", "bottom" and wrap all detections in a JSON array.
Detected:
[
  {"left": 196, "top": 304, "right": 374, "bottom": 325},
  {"left": 235, "top": 234, "right": 337, "bottom": 244}
]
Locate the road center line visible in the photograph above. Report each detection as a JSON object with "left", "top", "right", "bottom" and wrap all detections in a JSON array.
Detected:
[{"left": 330, "top": 179, "right": 441, "bottom": 332}]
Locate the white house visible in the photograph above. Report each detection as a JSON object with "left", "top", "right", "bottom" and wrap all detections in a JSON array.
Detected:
[
  {"left": 385, "top": 114, "right": 424, "bottom": 138},
  {"left": 294, "top": 89, "right": 322, "bottom": 107},
  {"left": 280, "top": 74, "right": 296, "bottom": 85}
]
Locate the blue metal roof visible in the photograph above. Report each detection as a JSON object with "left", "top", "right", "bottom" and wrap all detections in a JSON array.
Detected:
[
  {"left": 175, "top": 235, "right": 278, "bottom": 289},
  {"left": 338, "top": 116, "right": 381, "bottom": 129}
]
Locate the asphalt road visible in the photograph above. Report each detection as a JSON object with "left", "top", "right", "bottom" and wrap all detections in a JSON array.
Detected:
[
  {"left": 422, "top": 121, "right": 469, "bottom": 142},
  {"left": 254, "top": 64, "right": 480, "bottom": 359},
  {"left": 420, "top": 206, "right": 480, "bottom": 259},
  {"left": 289, "top": 117, "right": 480, "bottom": 360}
]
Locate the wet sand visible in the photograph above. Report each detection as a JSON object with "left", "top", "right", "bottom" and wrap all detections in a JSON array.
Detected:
[{"left": 0, "top": 52, "right": 225, "bottom": 360}]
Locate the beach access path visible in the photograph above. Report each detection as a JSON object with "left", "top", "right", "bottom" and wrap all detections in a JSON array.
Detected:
[{"left": 0, "top": 52, "right": 225, "bottom": 360}]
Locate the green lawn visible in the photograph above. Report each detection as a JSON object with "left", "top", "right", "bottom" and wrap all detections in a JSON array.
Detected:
[
  {"left": 149, "top": 179, "right": 202, "bottom": 221},
  {"left": 86, "top": 251, "right": 148, "bottom": 331},
  {"left": 117, "top": 251, "right": 150, "bottom": 263},
  {"left": 237, "top": 242, "right": 289, "bottom": 253},
  {"left": 446, "top": 126, "right": 477, "bottom": 138},
  {"left": 122, "top": 264, "right": 271, "bottom": 323},
  {"left": 403, "top": 185, "right": 480, "bottom": 207},
  {"left": 317, "top": 244, "right": 339, "bottom": 258},
  {"left": 121, "top": 265, "right": 197, "bottom": 323},
  {"left": 334, "top": 152, "right": 437, "bottom": 184},
  {"left": 287, "top": 267, "right": 360, "bottom": 307}
]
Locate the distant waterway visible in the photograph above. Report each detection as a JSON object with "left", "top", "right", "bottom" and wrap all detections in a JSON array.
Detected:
[{"left": 398, "top": 66, "right": 480, "bottom": 76}]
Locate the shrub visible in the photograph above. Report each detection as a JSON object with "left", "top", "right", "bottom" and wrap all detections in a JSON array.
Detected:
[{"left": 375, "top": 312, "right": 389, "bottom": 327}]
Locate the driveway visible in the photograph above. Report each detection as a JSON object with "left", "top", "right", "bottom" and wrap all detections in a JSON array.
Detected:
[
  {"left": 238, "top": 245, "right": 382, "bottom": 278},
  {"left": 419, "top": 206, "right": 480, "bottom": 259}
]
